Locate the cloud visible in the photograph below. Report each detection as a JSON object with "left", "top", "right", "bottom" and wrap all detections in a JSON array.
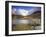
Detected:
[
  {"left": 12, "top": 8, "right": 16, "bottom": 14},
  {"left": 17, "top": 9, "right": 29, "bottom": 16},
  {"left": 12, "top": 7, "right": 41, "bottom": 15},
  {"left": 29, "top": 8, "right": 41, "bottom": 15}
]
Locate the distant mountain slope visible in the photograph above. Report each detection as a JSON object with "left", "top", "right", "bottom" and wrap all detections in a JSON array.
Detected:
[
  {"left": 12, "top": 11, "right": 41, "bottom": 19},
  {"left": 31, "top": 11, "right": 41, "bottom": 18}
]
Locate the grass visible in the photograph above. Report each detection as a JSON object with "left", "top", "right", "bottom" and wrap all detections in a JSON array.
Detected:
[{"left": 12, "top": 24, "right": 41, "bottom": 31}]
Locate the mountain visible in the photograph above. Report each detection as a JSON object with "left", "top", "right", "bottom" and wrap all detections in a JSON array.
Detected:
[{"left": 30, "top": 11, "right": 41, "bottom": 18}]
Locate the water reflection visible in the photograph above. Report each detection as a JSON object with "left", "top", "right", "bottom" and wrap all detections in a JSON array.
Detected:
[{"left": 15, "top": 19, "right": 32, "bottom": 24}]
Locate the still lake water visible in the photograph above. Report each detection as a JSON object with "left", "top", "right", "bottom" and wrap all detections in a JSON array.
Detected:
[{"left": 13, "top": 19, "right": 33, "bottom": 25}]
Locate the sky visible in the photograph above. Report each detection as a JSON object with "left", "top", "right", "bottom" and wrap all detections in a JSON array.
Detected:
[
  {"left": 12, "top": 6, "right": 35, "bottom": 10},
  {"left": 12, "top": 6, "right": 41, "bottom": 16}
]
